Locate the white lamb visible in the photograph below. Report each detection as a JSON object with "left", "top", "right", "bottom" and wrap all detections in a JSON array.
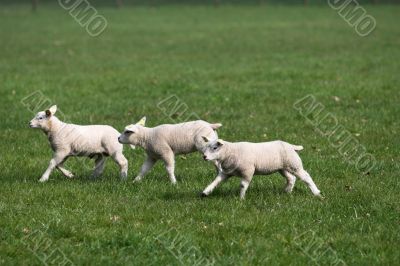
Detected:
[
  {"left": 29, "top": 105, "right": 128, "bottom": 182},
  {"left": 201, "top": 137, "right": 321, "bottom": 199},
  {"left": 118, "top": 118, "right": 222, "bottom": 184}
]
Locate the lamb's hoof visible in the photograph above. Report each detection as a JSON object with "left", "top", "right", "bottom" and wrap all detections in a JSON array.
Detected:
[
  {"left": 200, "top": 192, "right": 208, "bottom": 198},
  {"left": 66, "top": 173, "right": 74, "bottom": 179},
  {"left": 38, "top": 178, "right": 48, "bottom": 183},
  {"left": 316, "top": 193, "right": 325, "bottom": 200},
  {"left": 120, "top": 173, "right": 128, "bottom": 181},
  {"left": 133, "top": 177, "right": 142, "bottom": 183},
  {"left": 169, "top": 177, "right": 177, "bottom": 185}
]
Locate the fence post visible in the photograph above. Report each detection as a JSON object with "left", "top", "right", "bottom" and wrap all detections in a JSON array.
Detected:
[
  {"left": 115, "top": 0, "right": 123, "bottom": 8},
  {"left": 32, "top": 0, "right": 38, "bottom": 11}
]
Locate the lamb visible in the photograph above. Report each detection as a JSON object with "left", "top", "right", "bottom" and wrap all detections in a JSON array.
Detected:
[
  {"left": 29, "top": 105, "right": 128, "bottom": 182},
  {"left": 118, "top": 118, "right": 222, "bottom": 184},
  {"left": 201, "top": 137, "right": 322, "bottom": 199}
]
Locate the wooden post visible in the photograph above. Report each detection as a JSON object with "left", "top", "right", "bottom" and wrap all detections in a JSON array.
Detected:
[
  {"left": 32, "top": 0, "right": 38, "bottom": 11},
  {"left": 304, "top": 0, "right": 308, "bottom": 6},
  {"left": 115, "top": 0, "right": 123, "bottom": 8},
  {"left": 214, "top": 0, "right": 220, "bottom": 8}
]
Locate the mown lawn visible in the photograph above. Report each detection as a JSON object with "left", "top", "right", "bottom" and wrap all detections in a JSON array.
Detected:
[{"left": 0, "top": 3, "right": 399, "bottom": 265}]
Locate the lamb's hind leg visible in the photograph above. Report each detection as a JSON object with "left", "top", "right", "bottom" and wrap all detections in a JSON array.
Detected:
[
  {"left": 292, "top": 168, "right": 321, "bottom": 197},
  {"left": 111, "top": 152, "right": 128, "bottom": 180},
  {"left": 92, "top": 155, "right": 106, "bottom": 178},
  {"left": 279, "top": 170, "right": 296, "bottom": 193}
]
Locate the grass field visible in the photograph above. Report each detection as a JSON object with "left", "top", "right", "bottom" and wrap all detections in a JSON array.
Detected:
[{"left": 0, "top": 3, "right": 399, "bottom": 265}]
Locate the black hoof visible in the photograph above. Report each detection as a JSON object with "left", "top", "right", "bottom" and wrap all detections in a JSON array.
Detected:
[{"left": 200, "top": 192, "right": 208, "bottom": 198}]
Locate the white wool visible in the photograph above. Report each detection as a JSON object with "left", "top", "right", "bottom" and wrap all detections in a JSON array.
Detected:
[
  {"left": 119, "top": 119, "right": 222, "bottom": 184},
  {"left": 201, "top": 139, "right": 321, "bottom": 199},
  {"left": 29, "top": 105, "right": 128, "bottom": 182}
]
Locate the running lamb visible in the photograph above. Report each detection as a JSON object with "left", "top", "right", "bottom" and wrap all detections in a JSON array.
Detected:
[
  {"left": 29, "top": 105, "right": 128, "bottom": 182},
  {"left": 201, "top": 137, "right": 321, "bottom": 199},
  {"left": 118, "top": 118, "right": 222, "bottom": 184}
]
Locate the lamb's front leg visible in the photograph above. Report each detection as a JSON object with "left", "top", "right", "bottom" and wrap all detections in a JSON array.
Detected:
[
  {"left": 212, "top": 160, "right": 220, "bottom": 175},
  {"left": 39, "top": 152, "right": 68, "bottom": 182},
  {"left": 239, "top": 169, "right": 255, "bottom": 199},
  {"left": 161, "top": 151, "right": 177, "bottom": 185},
  {"left": 201, "top": 172, "right": 228, "bottom": 197},
  {"left": 134, "top": 156, "right": 156, "bottom": 182}
]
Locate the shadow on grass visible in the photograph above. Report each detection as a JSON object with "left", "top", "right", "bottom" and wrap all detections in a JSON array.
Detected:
[{"left": 161, "top": 184, "right": 310, "bottom": 201}]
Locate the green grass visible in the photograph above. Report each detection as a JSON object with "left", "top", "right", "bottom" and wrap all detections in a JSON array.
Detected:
[{"left": 0, "top": 4, "right": 399, "bottom": 265}]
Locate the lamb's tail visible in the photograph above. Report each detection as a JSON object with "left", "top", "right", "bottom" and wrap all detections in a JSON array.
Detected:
[
  {"left": 292, "top": 144, "right": 304, "bottom": 151},
  {"left": 210, "top": 123, "right": 222, "bottom": 130}
]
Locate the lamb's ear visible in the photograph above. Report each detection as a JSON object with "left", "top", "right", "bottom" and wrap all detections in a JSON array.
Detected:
[
  {"left": 202, "top": 136, "right": 211, "bottom": 143},
  {"left": 136, "top": 116, "right": 146, "bottom": 126},
  {"left": 211, "top": 123, "right": 222, "bottom": 130},
  {"left": 216, "top": 139, "right": 224, "bottom": 147},
  {"left": 46, "top": 105, "right": 57, "bottom": 116}
]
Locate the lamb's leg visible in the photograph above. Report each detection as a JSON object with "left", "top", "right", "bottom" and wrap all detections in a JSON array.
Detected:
[
  {"left": 57, "top": 161, "right": 74, "bottom": 179},
  {"left": 111, "top": 152, "right": 128, "bottom": 180},
  {"left": 292, "top": 169, "right": 321, "bottom": 197},
  {"left": 212, "top": 160, "right": 220, "bottom": 174},
  {"left": 201, "top": 172, "right": 227, "bottom": 197},
  {"left": 39, "top": 153, "right": 68, "bottom": 182},
  {"left": 280, "top": 170, "right": 296, "bottom": 193},
  {"left": 161, "top": 151, "right": 177, "bottom": 185},
  {"left": 239, "top": 170, "right": 254, "bottom": 199},
  {"left": 134, "top": 156, "right": 156, "bottom": 182},
  {"left": 92, "top": 155, "right": 106, "bottom": 178}
]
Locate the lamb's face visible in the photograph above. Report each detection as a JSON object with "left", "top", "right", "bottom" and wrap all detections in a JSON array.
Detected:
[
  {"left": 29, "top": 111, "right": 48, "bottom": 129},
  {"left": 118, "top": 124, "right": 142, "bottom": 145},
  {"left": 29, "top": 105, "right": 57, "bottom": 131},
  {"left": 203, "top": 139, "right": 224, "bottom": 161}
]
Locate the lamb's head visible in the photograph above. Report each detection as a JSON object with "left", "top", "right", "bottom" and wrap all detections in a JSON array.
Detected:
[
  {"left": 118, "top": 117, "right": 146, "bottom": 147},
  {"left": 202, "top": 136, "right": 224, "bottom": 161},
  {"left": 29, "top": 105, "right": 57, "bottom": 131}
]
